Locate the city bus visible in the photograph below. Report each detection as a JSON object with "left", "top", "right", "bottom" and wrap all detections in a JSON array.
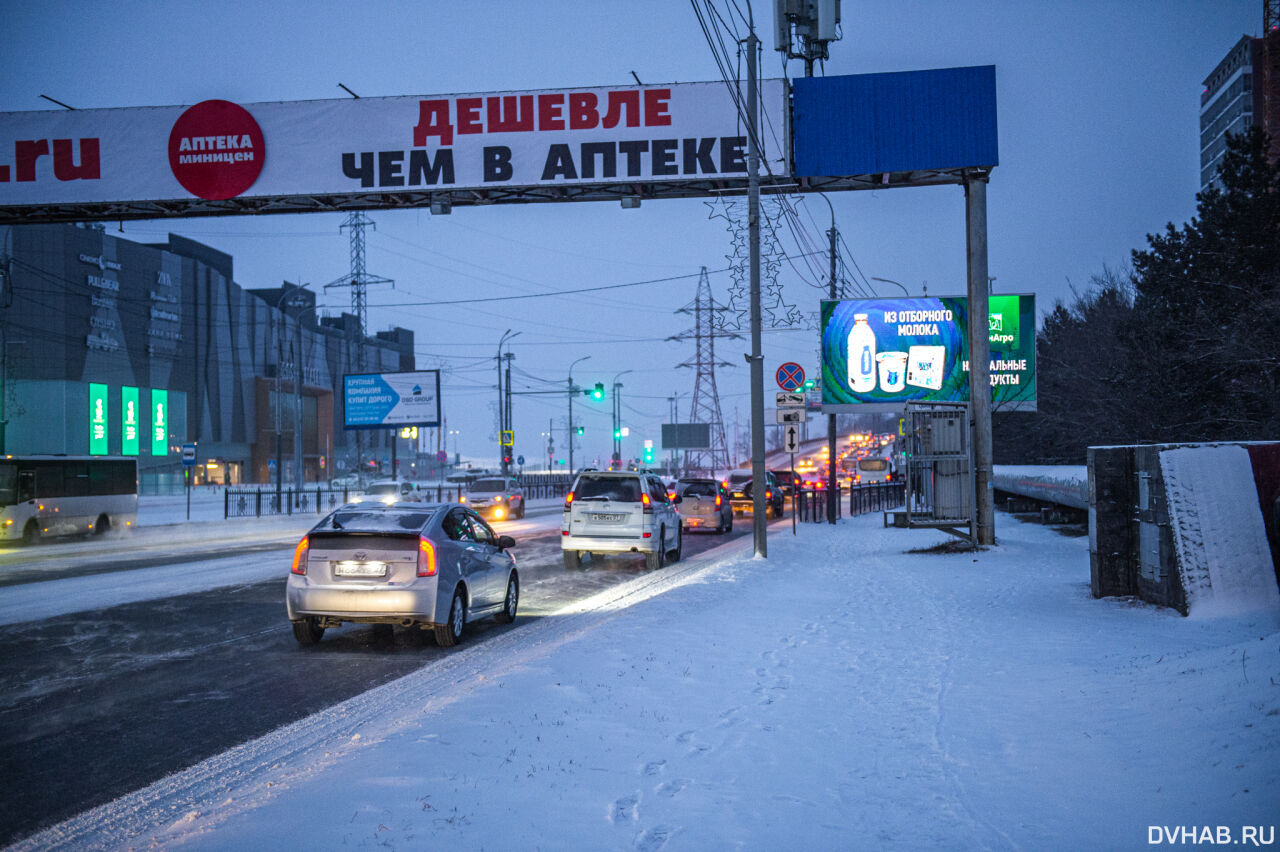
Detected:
[{"left": 0, "top": 456, "right": 138, "bottom": 544}]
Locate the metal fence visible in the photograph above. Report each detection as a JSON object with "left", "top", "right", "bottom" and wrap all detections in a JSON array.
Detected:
[
  {"left": 792, "top": 482, "right": 905, "bottom": 523},
  {"left": 225, "top": 487, "right": 352, "bottom": 519}
]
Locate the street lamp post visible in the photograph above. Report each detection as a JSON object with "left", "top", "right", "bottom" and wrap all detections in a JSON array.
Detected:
[
  {"left": 567, "top": 355, "right": 590, "bottom": 473},
  {"left": 870, "top": 276, "right": 911, "bottom": 296},
  {"left": 611, "top": 369, "right": 632, "bottom": 469}
]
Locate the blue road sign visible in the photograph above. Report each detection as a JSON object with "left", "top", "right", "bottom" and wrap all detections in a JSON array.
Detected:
[{"left": 517, "top": 455, "right": 525, "bottom": 466}]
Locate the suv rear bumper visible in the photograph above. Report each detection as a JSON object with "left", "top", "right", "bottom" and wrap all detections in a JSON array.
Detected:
[{"left": 561, "top": 533, "right": 657, "bottom": 554}]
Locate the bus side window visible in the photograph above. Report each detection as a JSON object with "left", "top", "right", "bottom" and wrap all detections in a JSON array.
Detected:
[{"left": 18, "top": 471, "right": 35, "bottom": 503}]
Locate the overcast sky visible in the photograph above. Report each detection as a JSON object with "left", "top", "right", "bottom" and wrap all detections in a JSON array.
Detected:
[{"left": 1, "top": 1, "right": 1261, "bottom": 469}]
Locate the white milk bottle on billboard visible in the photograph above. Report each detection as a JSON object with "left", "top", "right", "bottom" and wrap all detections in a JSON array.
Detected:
[{"left": 848, "top": 313, "right": 877, "bottom": 392}]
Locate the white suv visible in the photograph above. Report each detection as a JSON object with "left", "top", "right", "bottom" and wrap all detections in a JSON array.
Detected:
[{"left": 561, "top": 471, "right": 682, "bottom": 570}]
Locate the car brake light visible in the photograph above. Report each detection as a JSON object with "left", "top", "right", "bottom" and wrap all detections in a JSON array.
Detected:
[
  {"left": 290, "top": 536, "right": 309, "bottom": 575},
  {"left": 715, "top": 494, "right": 722, "bottom": 507},
  {"left": 417, "top": 538, "right": 437, "bottom": 576},
  {"left": 885, "top": 473, "right": 892, "bottom": 481},
  {"left": 460, "top": 495, "right": 467, "bottom": 503},
  {"left": 641, "top": 492, "right": 653, "bottom": 514},
  {"left": 766, "top": 491, "right": 772, "bottom": 500},
  {"left": 564, "top": 491, "right": 575, "bottom": 510}
]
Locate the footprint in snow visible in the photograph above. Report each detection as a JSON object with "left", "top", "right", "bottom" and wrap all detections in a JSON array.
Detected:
[
  {"left": 609, "top": 793, "right": 639, "bottom": 824},
  {"left": 634, "top": 824, "right": 676, "bottom": 851},
  {"left": 643, "top": 760, "right": 666, "bottom": 776}
]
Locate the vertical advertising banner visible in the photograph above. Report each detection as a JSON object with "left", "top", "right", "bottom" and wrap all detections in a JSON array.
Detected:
[
  {"left": 89, "top": 383, "right": 109, "bottom": 455},
  {"left": 820, "top": 295, "right": 1036, "bottom": 411},
  {"left": 121, "top": 386, "right": 140, "bottom": 456},
  {"left": 151, "top": 389, "right": 169, "bottom": 456}
]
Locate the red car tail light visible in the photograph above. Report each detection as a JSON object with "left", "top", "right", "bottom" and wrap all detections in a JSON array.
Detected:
[
  {"left": 417, "top": 538, "right": 437, "bottom": 577},
  {"left": 715, "top": 494, "right": 722, "bottom": 507},
  {"left": 290, "top": 536, "right": 309, "bottom": 575},
  {"left": 564, "top": 491, "right": 575, "bottom": 510},
  {"left": 641, "top": 492, "right": 653, "bottom": 514}
]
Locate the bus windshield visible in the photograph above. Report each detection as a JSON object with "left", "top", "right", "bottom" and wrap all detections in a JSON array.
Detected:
[{"left": 0, "top": 463, "right": 15, "bottom": 506}]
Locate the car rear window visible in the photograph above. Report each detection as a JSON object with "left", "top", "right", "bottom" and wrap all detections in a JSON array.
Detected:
[
  {"left": 470, "top": 478, "right": 507, "bottom": 491},
  {"left": 727, "top": 472, "right": 752, "bottom": 484},
  {"left": 314, "top": 509, "right": 435, "bottom": 533},
  {"left": 860, "top": 459, "right": 888, "bottom": 471},
  {"left": 576, "top": 476, "right": 642, "bottom": 502},
  {"left": 681, "top": 482, "right": 717, "bottom": 497},
  {"left": 366, "top": 483, "right": 400, "bottom": 496}
]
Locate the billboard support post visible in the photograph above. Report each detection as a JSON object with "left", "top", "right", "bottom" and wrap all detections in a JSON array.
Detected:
[
  {"left": 825, "top": 202, "right": 838, "bottom": 526},
  {"left": 747, "top": 25, "right": 767, "bottom": 559},
  {"left": 965, "top": 174, "right": 995, "bottom": 545}
]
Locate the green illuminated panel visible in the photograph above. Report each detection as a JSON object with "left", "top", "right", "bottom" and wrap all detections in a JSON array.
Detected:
[
  {"left": 89, "top": 383, "right": 109, "bottom": 455},
  {"left": 151, "top": 389, "right": 168, "bottom": 456},
  {"left": 122, "top": 386, "right": 139, "bottom": 456}
]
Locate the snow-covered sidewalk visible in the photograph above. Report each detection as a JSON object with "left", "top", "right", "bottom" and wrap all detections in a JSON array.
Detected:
[{"left": 21, "top": 514, "right": 1280, "bottom": 850}]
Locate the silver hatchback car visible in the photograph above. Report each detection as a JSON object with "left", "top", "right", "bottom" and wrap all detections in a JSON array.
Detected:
[
  {"left": 286, "top": 502, "right": 518, "bottom": 647},
  {"left": 675, "top": 477, "right": 733, "bottom": 534}
]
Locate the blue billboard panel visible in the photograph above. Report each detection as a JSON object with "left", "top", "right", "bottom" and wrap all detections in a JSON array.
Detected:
[
  {"left": 343, "top": 370, "right": 441, "bottom": 429},
  {"left": 793, "top": 66, "right": 998, "bottom": 177}
]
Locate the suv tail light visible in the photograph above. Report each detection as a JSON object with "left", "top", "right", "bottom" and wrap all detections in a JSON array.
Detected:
[
  {"left": 290, "top": 536, "right": 309, "bottom": 575},
  {"left": 715, "top": 494, "right": 722, "bottom": 507},
  {"left": 417, "top": 538, "right": 437, "bottom": 577},
  {"left": 564, "top": 491, "right": 575, "bottom": 511},
  {"left": 641, "top": 492, "right": 653, "bottom": 514}
]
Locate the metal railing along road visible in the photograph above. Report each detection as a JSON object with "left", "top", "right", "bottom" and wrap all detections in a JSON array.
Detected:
[{"left": 792, "top": 482, "right": 905, "bottom": 523}]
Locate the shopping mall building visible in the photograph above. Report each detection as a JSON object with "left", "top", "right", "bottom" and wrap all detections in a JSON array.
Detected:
[{"left": 0, "top": 222, "right": 414, "bottom": 488}]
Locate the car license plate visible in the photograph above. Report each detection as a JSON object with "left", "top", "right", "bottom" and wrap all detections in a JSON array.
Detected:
[
  {"left": 590, "top": 513, "right": 626, "bottom": 522},
  {"left": 333, "top": 560, "right": 388, "bottom": 577}
]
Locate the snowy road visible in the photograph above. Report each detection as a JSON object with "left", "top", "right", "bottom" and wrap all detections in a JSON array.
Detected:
[{"left": 0, "top": 503, "right": 760, "bottom": 845}]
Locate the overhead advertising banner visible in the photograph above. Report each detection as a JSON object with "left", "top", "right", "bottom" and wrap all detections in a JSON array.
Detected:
[
  {"left": 0, "top": 80, "right": 788, "bottom": 208},
  {"left": 820, "top": 295, "right": 1036, "bottom": 411},
  {"left": 344, "top": 370, "right": 441, "bottom": 430}
]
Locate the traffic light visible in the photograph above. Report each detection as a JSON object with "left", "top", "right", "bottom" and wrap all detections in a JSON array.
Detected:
[
  {"left": 584, "top": 382, "right": 605, "bottom": 400},
  {"left": 802, "top": 379, "right": 815, "bottom": 390},
  {"left": 643, "top": 444, "right": 654, "bottom": 464},
  {"left": 613, "top": 428, "right": 622, "bottom": 440},
  {"left": 575, "top": 426, "right": 585, "bottom": 435}
]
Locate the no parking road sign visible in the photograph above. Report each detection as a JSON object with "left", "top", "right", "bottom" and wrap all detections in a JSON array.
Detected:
[{"left": 776, "top": 362, "right": 805, "bottom": 391}]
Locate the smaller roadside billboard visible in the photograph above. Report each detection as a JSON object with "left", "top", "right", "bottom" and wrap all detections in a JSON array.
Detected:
[
  {"left": 343, "top": 370, "right": 441, "bottom": 430},
  {"left": 820, "top": 295, "right": 1036, "bottom": 412}
]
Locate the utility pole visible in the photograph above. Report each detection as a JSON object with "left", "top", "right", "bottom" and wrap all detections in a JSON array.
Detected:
[
  {"left": 504, "top": 351, "right": 514, "bottom": 471},
  {"left": 294, "top": 306, "right": 303, "bottom": 492},
  {"left": 747, "top": 20, "right": 767, "bottom": 557},
  {"left": 567, "top": 355, "right": 589, "bottom": 474},
  {"left": 497, "top": 330, "right": 519, "bottom": 475}
]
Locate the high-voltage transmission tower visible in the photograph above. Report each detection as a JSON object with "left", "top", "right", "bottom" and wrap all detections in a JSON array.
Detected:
[
  {"left": 325, "top": 212, "right": 394, "bottom": 473},
  {"left": 326, "top": 212, "right": 394, "bottom": 368},
  {"left": 668, "top": 267, "right": 737, "bottom": 475}
]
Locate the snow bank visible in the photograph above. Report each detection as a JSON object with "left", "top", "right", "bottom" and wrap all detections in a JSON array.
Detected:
[
  {"left": 1160, "top": 445, "right": 1280, "bottom": 617},
  {"left": 19, "top": 513, "right": 1280, "bottom": 851}
]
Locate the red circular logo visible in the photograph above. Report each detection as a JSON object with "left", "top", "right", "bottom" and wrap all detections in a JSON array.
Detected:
[{"left": 168, "top": 100, "right": 265, "bottom": 200}]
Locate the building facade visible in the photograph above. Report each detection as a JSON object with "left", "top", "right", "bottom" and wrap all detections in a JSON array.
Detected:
[
  {"left": 0, "top": 223, "right": 414, "bottom": 488},
  {"left": 1201, "top": 27, "right": 1280, "bottom": 192}
]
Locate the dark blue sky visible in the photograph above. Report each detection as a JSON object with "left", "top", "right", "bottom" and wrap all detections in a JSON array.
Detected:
[{"left": 1, "top": 1, "right": 1261, "bottom": 466}]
